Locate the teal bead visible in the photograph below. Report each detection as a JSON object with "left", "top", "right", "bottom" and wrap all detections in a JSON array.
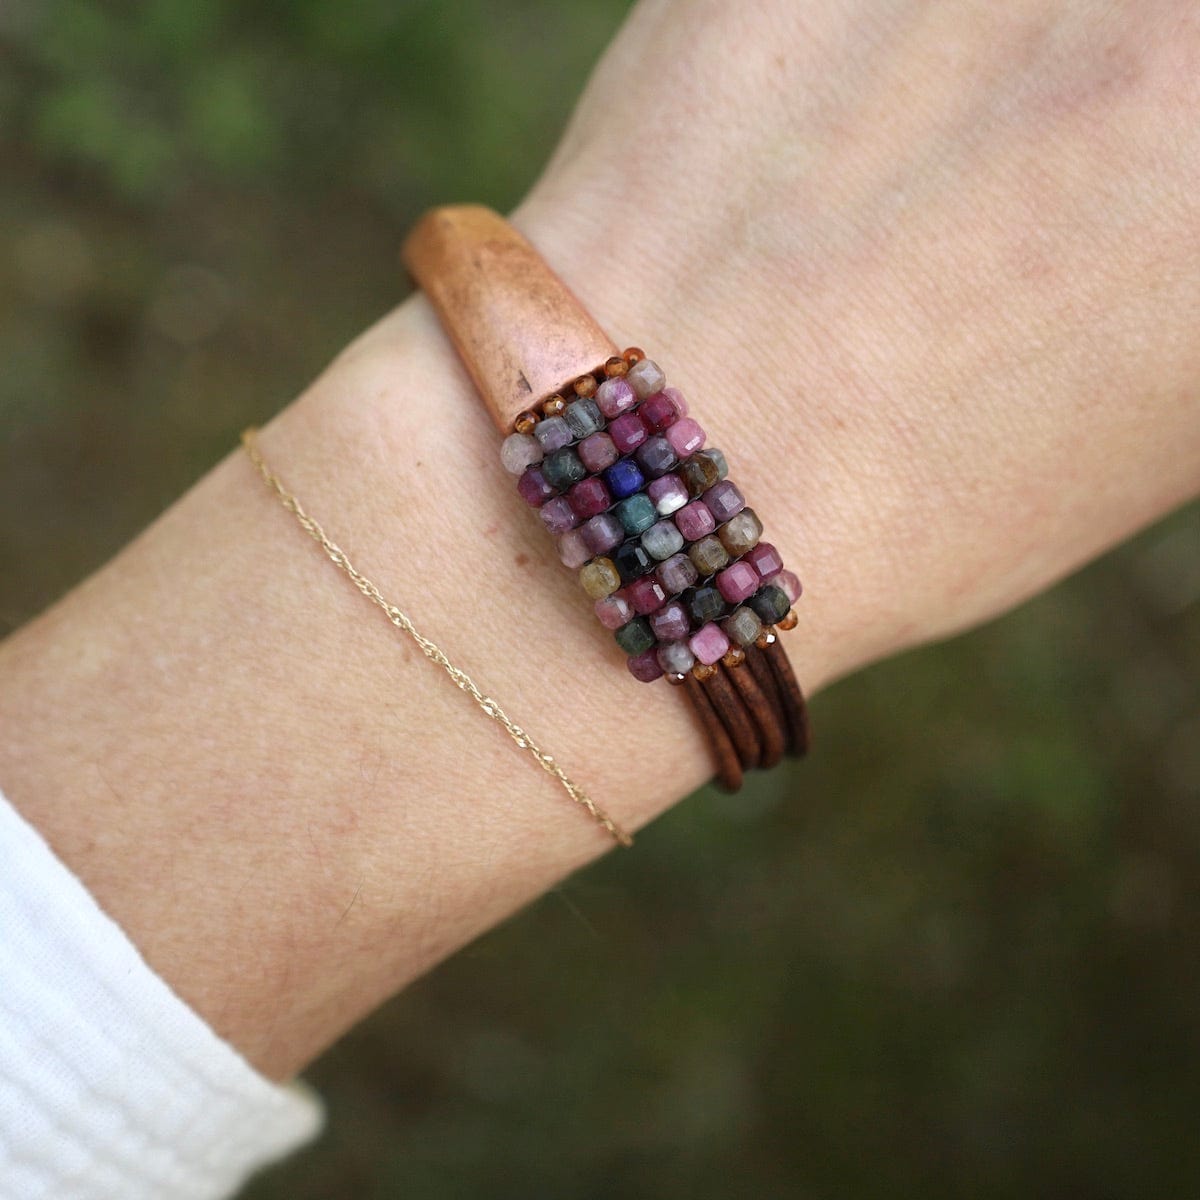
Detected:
[
  {"left": 614, "top": 616, "right": 655, "bottom": 656},
  {"left": 542, "top": 447, "right": 586, "bottom": 490},
  {"left": 614, "top": 493, "right": 656, "bottom": 536}
]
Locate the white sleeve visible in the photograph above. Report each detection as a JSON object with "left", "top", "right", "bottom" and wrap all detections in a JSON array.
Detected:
[{"left": 0, "top": 786, "right": 324, "bottom": 1200}]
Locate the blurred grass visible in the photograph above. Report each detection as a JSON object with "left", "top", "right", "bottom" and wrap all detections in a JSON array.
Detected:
[{"left": 2, "top": 3, "right": 1199, "bottom": 1198}]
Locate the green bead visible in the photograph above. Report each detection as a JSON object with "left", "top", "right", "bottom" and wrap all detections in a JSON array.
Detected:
[
  {"left": 718, "top": 507, "right": 763, "bottom": 557},
  {"left": 542, "top": 447, "right": 586, "bottom": 490},
  {"left": 748, "top": 584, "right": 790, "bottom": 625},
  {"left": 688, "top": 534, "right": 730, "bottom": 577},
  {"left": 614, "top": 493, "right": 656, "bottom": 536},
  {"left": 614, "top": 616, "right": 655, "bottom": 655}
]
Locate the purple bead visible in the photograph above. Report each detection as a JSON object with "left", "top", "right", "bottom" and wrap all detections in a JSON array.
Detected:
[
  {"left": 635, "top": 434, "right": 678, "bottom": 479},
  {"left": 609, "top": 411, "right": 649, "bottom": 455},
  {"left": 675, "top": 499, "right": 717, "bottom": 542},
  {"left": 627, "top": 648, "right": 664, "bottom": 683},
  {"left": 640, "top": 390, "right": 684, "bottom": 432},
  {"left": 595, "top": 376, "right": 637, "bottom": 419},
  {"left": 540, "top": 495, "right": 579, "bottom": 534},
  {"left": 517, "top": 465, "right": 555, "bottom": 508},
  {"left": 578, "top": 431, "right": 618, "bottom": 474},
  {"left": 656, "top": 552, "right": 699, "bottom": 595},
  {"left": 716, "top": 560, "right": 759, "bottom": 604},
  {"left": 690, "top": 622, "right": 730, "bottom": 666},
  {"left": 650, "top": 600, "right": 690, "bottom": 642},
  {"left": 657, "top": 640, "right": 695, "bottom": 675},
  {"left": 778, "top": 569, "right": 803, "bottom": 604},
  {"left": 648, "top": 473, "right": 689, "bottom": 516},
  {"left": 704, "top": 480, "right": 745, "bottom": 523},
  {"left": 568, "top": 475, "right": 611, "bottom": 519},
  {"left": 665, "top": 417, "right": 705, "bottom": 458},
  {"left": 580, "top": 512, "right": 624, "bottom": 555},
  {"left": 595, "top": 592, "right": 634, "bottom": 630},
  {"left": 661, "top": 386, "right": 688, "bottom": 417},
  {"left": 558, "top": 529, "right": 590, "bottom": 569},
  {"left": 534, "top": 416, "right": 573, "bottom": 453},
  {"left": 744, "top": 542, "right": 783, "bottom": 581},
  {"left": 626, "top": 575, "right": 668, "bottom": 615}
]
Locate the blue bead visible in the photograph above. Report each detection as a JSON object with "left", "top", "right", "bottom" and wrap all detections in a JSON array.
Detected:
[{"left": 604, "top": 458, "right": 646, "bottom": 500}]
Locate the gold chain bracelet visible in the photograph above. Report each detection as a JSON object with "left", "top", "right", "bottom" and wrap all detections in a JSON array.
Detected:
[{"left": 240, "top": 427, "right": 632, "bottom": 848}]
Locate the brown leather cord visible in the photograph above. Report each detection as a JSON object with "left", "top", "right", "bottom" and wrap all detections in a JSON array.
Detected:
[
  {"left": 701, "top": 664, "right": 762, "bottom": 771},
  {"left": 762, "top": 634, "right": 811, "bottom": 757},
  {"left": 728, "top": 658, "right": 786, "bottom": 769},
  {"left": 684, "top": 674, "right": 744, "bottom": 791}
]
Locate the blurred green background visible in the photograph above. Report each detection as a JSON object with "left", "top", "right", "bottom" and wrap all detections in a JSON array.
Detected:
[{"left": 2, "top": 3, "right": 1199, "bottom": 1197}]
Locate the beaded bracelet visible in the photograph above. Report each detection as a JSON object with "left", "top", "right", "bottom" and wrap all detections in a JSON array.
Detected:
[{"left": 403, "top": 206, "right": 809, "bottom": 793}]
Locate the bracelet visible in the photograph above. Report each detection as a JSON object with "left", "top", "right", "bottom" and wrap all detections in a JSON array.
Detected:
[{"left": 402, "top": 206, "right": 809, "bottom": 794}]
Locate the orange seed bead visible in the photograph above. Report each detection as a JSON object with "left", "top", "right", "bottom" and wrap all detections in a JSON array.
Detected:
[
  {"left": 513, "top": 409, "right": 539, "bottom": 435},
  {"left": 722, "top": 645, "right": 746, "bottom": 669},
  {"left": 604, "top": 355, "right": 630, "bottom": 378},
  {"left": 622, "top": 346, "right": 646, "bottom": 367},
  {"left": 542, "top": 394, "right": 567, "bottom": 418},
  {"left": 778, "top": 609, "right": 799, "bottom": 631},
  {"left": 573, "top": 374, "right": 598, "bottom": 397}
]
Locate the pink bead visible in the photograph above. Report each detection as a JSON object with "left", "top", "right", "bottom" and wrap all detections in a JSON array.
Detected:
[
  {"left": 744, "top": 542, "right": 783, "bottom": 581},
  {"left": 568, "top": 475, "right": 611, "bottom": 519},
  {"left": 595, "top": 592, "right": 634, "bottom": 630},
  {"left": 595, "top": 377, "right": 637, "bottom": 418},
  {"left": 665, "top": 417, "right": 705, "bottom": 458},
  {"left": 517, "top": 465, "right": 555, "bottom": 508},
  {"left": 716, "top": 560, "right": 759, "bottom": 604},
  {"left": 704, "top": 480, "right": 745, "bottom": 523},
  {"left": 675, "top": 499, "right": 716, "bottom": 542},
  {"left": 650, "top": 600, "right": 690, "bottom": 642},
  {"left": 609, "top": 410, "right": 649, "bottom": 455},
  {"left": 626, "top": 575, "right": 668, "bottom": 615},
  {"left": 627, "top": 648, "right": 664, "bottom": 683},
  {"left": 558, "top": 529, "right": 590, "bottom": 569},
  {"left": 581, "top": 513, "right": 623, "bottom": 555},
  {"left": 540, "top": 495, "right": 578, "bottom": 534},
  {"left": 648, "top": 473, "right": 689, "bottom": 515},
  {"left": 778, "top": 569, "right": 803, "bottom": 604},
  {"left": 577, "top": 431, "right": 619, "bottom": 474},
  {"left": 689, "top": 622, "right": 730, "bottom": 666},
  {"left": 661, "top": 386, "right": 688, "bottom": 417},
  {"left": 640, "top": 391, "right": 684, "bottom": 432}
]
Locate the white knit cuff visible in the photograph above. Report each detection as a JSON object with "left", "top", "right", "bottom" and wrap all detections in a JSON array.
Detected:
[{"left": 0, "top": 787, "right": 324, "bottom": 1200}]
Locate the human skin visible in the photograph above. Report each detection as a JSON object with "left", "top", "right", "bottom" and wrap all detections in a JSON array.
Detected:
[{"left": 1, "top": 0, "right": 1198, "bottom": 1080}]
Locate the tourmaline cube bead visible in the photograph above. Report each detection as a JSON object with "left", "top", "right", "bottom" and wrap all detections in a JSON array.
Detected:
[
  {"left": 595, "top": 376, "right": 637, "bottom": 419},
  {"left": 580, "top": 557, "right": 621, "bottom": 599},
  {"left": 700, "top": 448, "right": 728, "bottom": 481},
  {"left": 716, "top": 559, "right": 759, "bottom": 604},
  {"left": 660, "top": 386, "right": 687, "bottom": 417},
  {"left": 558, "top": 529, "right": 590, "bottom": 569},
  {"left": 690, "top": 621, "right": 731, "bottom": 666},
  {"left": 642, "top": 518, "right": 684, "bottom": 562},
  {"left": 724, "top": 605, "right": 763, "bottom": 647},
  {"left": 542, "top": 447, "right": 586, "bottom": 490},
  {"left": 688, "top": 585, "right": 726, "bottom": 626},
  {"left": 534, "top": 416, "right": 572, "bottom": 453},
  {"left": 517, "top": 465, "right": 555, "bottom": 507},
  {"left": 609, "top": 410, "right": 649, "bottom": 455},
  {"left": 640, "top": 390, "right": 683, "bottom": 432},
  {"left": 604, "top": 457, "right": 645, "bottom": 500},
  {"left": 626, "top": 574, "right": 668, "bottom": 615},
  {"left": 595, "top": 591, "right": 634, "bottom": 630},
  {"left": 614, "top": 493, "right": 657, "bottom": 536},
  {"left": 689, "top": 534, "right": 730, "bottom": 577},
  {"left": 657, "top": 639, "right": 695, "bottom": 675},
  {"left": 565, "top": 396, "right": 604, "bottom": 439},
  {"left": 778, "top": 569, "right": 802, "bottom": 604},
  {"left": 578, "top": 431, "right": 618, "bottom": 474},
  {"left": 613, "top": 541, "right": 655, "bottom": 584},
  {"left": 744, "top": 541, "right": 783, "bottom": 581},
  {"left": 657, "top": 552, "right": 699, "bottom": 595},
  {"left": 675, "top": 499, "right": 716, "bottom": 542},
  {"left": 500, "top": 432, "right": 543, "bottom": 474},
  {"left": 635, "top": 434, "right": 678, "bottom": 479},
  {"left": 704, "top": 480, "right": 746, "bottom": 523},
  {"left": 626, "top": 357, "right": 665, "bottom": 399},
  {"left": 580, "top": 512, "right": 624, "bottom": 556},
  {"left": 648, "top": 473, "right": 689, "bottom": 516},
  {"left": 540, "top": 496, "right": 579, "bottom": 535},
  {"left": 665, "top": 417, "right": 705, "bottom": 458},
  {"left": 627, "top": 648, "right": 664, "bottom": 683},
  {"left": 568, "top": 475, "right": 611, "bottom": 519},
  {"left": 749, "top": 584, "right": 791, "bottom": 625},
  {"left": 718, "top": 507, "right": 763, "bottom": 557},
  {"left": 614, "top": 616, "right": 655, "bottom": 656},
  {"left": 679, "top": 452, "right": 721, "bottom": 498},
  {"left": 650, "top": 600, "right": 691, "bottom": 642}
]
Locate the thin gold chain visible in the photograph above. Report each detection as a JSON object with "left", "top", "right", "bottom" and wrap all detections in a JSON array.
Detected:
[{"left": 240, "top": 428, "right": 632, "bottom": 848}]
